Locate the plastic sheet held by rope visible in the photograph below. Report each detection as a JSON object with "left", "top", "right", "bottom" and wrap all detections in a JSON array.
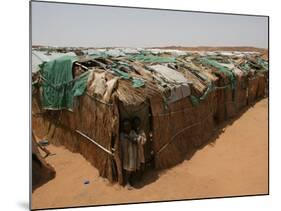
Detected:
[
  {"left": 40, "top": 55, "right": 89, "bottom": 110},
  {"left": 112, "top": 68, "right": 145, "bottom": 88}
]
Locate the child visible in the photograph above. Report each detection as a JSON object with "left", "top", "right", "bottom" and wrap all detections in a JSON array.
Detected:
[
  {"left": 120, "top": 119, "right": 138, "bottom": 190},
  {"left": 132, "top": 116, "right": 147, "bottom": 173}
]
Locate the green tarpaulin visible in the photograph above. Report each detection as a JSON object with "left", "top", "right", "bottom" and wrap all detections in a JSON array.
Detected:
[
  {"left": 111, "top": 67, "right": 145, "bottom": 88},
  {"left": 239, "top": 59, "right": 268, "bottom": 73},
  {"left": 40, "top": 55, "right": 89, "bottom": 110},
  {"left": 199, "top": 57, "right": 236, "bottom": 89},
  {"left": 129, "top": 54, "right": 176, "bottom": 63},
  {"left": 257, "top": 58, "right": 269, "bottom": 72},
  {"left": 189, "top": 82, "right": 214, "bottom": 106}
]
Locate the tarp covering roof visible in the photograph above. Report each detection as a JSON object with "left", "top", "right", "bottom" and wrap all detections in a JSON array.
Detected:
[
  {"left": 32, "top": 48, "right": 268, "bottom": 110},
  {"left": 32, "top": 51, "right": 76, "bottom": 73},
  {"left": 39, "top": 55, "right": 89, "bottom": 110}
]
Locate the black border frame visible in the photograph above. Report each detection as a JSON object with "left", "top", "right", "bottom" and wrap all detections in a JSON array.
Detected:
[{"left": 29, "top": 1, "right": 270, "bottom": 210}]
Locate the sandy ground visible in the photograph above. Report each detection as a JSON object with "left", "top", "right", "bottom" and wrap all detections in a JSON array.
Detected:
[{"left": 32, "top": 99, "right": 268, "bottom": 210}]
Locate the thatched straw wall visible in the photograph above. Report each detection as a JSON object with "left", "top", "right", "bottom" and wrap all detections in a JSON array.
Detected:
[
  {"left": 32, "top": 93, "right": 123, "bottom": 184},
  {"left": 248, "top": 76, "right": 260, "bottom": 105},
  {"left": 256, "top": 73, "right": 266, "bottom": 99},
  {"left": 235, "top": 75, "right": 248, "bottom": 111},
  {"left": 32, "top": 88, "right": 50, "bottom": 139},
  {"left": 150, "top": 89, "right": 217, "bottom": 169},
  {"left": 150, "top": 68, "right": 267, "bottom": 169}
]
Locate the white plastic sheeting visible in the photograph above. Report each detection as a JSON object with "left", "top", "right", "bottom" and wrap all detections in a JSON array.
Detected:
[
  {"left": 106, "top": 49, "right": 126, "bottom": 57},
  {"left": 84, "top": 49, "right": 101, "bottom": 56},
  {"left": 146, "top": 49, "right": 187, "bottom": 57},
  {"left": 121, "top": 48, "right": 139, "bottom": 54},
  {"left": 32, "top": 51, "right": 49, "bottom": 73},
  {"left": 164, "top": 49, "right": 187, "bottom": 57},
  {"left": 149, "top": 64, "right": 191, "bottom": 84},
  {"left": 32, "top": 51, "right": 76, "bottom": 73},
  {"left": 149, "top": 64, "right": 191, "bottom": 103}
]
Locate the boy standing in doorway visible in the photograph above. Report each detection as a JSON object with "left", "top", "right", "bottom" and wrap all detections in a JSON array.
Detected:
[
  {"left": 132, "top": 116, "right": 147, "bottom": 174},
  {"left": 120, "top": 119, "right": 138, "bottom": 190}
]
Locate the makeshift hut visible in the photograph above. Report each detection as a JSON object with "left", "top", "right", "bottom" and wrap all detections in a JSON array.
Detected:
[{"left": 32, "top": 49, "right": 268, "bottom": 185}]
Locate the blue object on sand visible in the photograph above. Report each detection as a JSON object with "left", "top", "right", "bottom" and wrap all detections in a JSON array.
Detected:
[{"left": 39, "top": 140, "right": 49, "bottom": 146}]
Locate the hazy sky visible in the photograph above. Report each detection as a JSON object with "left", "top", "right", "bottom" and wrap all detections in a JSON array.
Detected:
[{"left": 31, "top": 1, "right": 268, "bottom": 48}]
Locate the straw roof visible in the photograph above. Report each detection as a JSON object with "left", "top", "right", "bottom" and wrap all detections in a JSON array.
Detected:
[{"left": 32, "top": 48, "right": 268, "bottom": 107}]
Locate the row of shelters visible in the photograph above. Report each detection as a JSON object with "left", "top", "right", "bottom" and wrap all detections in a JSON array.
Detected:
[{"left": 32, "top": 48, "right": 268, "bottom": 185}]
